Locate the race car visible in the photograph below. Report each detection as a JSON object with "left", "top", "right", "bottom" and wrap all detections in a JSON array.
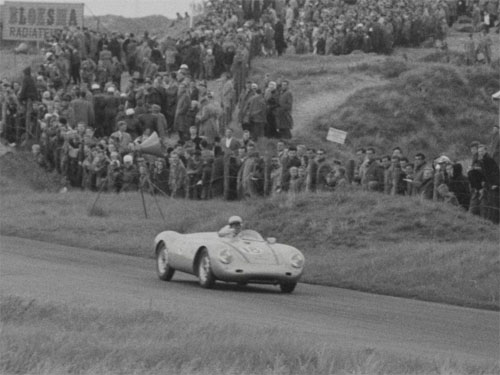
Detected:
[{"left": 154, "top": 230, "right": 305, "bottom": 293}]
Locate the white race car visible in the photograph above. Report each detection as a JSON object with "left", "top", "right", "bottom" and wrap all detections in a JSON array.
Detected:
[{"left": 154, "top": 230, "right": 305, "bottom": 293}]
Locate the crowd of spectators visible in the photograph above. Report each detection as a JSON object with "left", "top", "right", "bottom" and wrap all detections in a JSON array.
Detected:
[
  {"left": 0, "top": 0, "right": 498, "bottom": 225},
  {"left": 349, "top": 135, "right": 499, "bottom": 224},
  {"left": 240, "top": 0, "right": 498, "bottom": 56}
]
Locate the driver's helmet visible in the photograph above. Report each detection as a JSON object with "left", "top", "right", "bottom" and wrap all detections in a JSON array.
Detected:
[{"left": 228, "top": 216, "right": 242, "bottom": 225}]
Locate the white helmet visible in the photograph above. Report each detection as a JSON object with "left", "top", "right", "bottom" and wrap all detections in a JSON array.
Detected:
[{"left": 228, "top": 216, "right": 242, "bottom": 225}]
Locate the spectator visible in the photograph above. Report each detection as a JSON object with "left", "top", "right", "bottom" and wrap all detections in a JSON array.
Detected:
[
  {"left": 446, "top": 163, "right": 471, "bottom": 211},
  {"left": 121, "top": 154, "right": 139, "bottom": 192},
  {"left": 478, "top": 144, "right": 500, "bottom": 223},
  {"left": 276, "top": 80, "right": 293, "bottom": 139},
  {"left": 174, "top": 83, "right": 191, "bottom": 141},
  {"left": 417, "top": 166, "right": 435, "bottom": 200},
  {"left": 361, "top": 147, "right": 384, "bottom": 191}
]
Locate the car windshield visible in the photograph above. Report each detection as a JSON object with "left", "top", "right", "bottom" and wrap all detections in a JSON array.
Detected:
[{"left": 237, "top": 230, "right": 264, "bottom": 242}]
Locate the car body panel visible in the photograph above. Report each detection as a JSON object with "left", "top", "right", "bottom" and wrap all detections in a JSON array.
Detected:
[{"left": 154, "top": 230, "right": 304, "bottom": 285}]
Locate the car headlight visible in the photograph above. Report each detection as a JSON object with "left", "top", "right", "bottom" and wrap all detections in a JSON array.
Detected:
[
  {"left": 218, "top": 249, "right": 233, "bottom": 264},
  {"left": 290, "top": 253, "right": 304, "bottom": 268}
]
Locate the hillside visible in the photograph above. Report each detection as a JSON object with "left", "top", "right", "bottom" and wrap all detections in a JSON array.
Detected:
[
  {"left": 315, "top": 62, "right": 499, "bottom": 160},
  {"left": 0, "top": 151, "right": 61, "bottom": 193}
]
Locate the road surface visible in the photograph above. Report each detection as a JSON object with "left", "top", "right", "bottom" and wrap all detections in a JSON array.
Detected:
[{"left": 1, "top": 236, "right": 498, "bottom": 365}]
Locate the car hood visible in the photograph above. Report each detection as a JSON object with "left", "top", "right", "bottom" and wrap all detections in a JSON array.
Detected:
[
  {"left": 223, "top": 238, "right": 279, "bottom": 265},
  {"left": 181, "top": 232, "right": 280, "bottom": 265}
]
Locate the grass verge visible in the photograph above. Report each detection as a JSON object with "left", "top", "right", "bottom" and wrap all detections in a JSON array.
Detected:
[
  {"left": 1, "top": 187, "right": 498, "bottom": 310},
  {"left": 1, "top": 296, "right": 497, "bottom": 375}
]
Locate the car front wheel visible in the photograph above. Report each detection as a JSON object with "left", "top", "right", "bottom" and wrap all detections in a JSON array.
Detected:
[
  {"left": 279, "top": 282, "right": 296, "bottom": 293},
  {"left": 156, "top": 242, "right": 175, "bottom": 281},
  {"left": 198, "top": 249, "right": 215, "bottom": 289}
]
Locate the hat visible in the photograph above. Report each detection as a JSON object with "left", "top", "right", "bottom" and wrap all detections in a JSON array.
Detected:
[
  {"left": 125, "top": 108, "right": 135, "bottom": 116},
  {"left": 228, "top": 216, "right": 242, "bottom": 225},
  {"left": 107, "top": 87, "right": 115, "bottom": 93},
  {"left": 180, "top": 64, "right": 189, "bottom": 70},
  {"left": 91, "top": 83, "right": 100, "bottom": 90},
  {"left": 123, "top": 154, "right": 133, "bottom": 163},
  {"left": 469, "top": 140, "right": 480, "bottom": 148},
  {"left": 151, "top": 104, "right": 161, "bottom": 111},
  {"left": 42, "top": 91, "right": 51, "bottom": 99},
  {"left": 435, "top": 155, "right": 451, "bottom": 164},
  {"left": 251, "top": 83, "right": 258, "bottom": 90}
]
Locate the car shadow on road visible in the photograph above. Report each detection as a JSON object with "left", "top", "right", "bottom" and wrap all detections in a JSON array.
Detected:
[{"left": 171, "top": 279, "right": 287, "bottom": 294}]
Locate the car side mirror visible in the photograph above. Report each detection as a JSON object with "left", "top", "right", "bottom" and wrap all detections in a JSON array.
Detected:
[{"left": 267, "top": 237, "right": 276, "bottom": 244}]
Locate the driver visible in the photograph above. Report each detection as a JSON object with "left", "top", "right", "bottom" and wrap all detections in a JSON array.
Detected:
[{"left": 218, "top": 216, "right": 243, "bottom": 238}]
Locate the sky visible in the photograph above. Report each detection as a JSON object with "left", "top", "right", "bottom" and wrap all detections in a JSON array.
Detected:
[{"left": 0, "top": 0, "right": 193, "bottom": 19}]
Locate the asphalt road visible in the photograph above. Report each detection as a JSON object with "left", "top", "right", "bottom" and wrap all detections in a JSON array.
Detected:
[{"left": 1, "top": 236, "right": 498, "bottom": 365}]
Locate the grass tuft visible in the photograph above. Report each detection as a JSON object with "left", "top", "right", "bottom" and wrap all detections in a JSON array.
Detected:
[
  {"left": 88, "top": 205, "right": 109, "bottom": 218},
  {"left": 1, "top": 296, "right": 498, "bottom": 375}
]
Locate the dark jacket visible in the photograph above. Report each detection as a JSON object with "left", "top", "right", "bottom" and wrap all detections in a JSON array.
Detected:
[
  {"left": 19, "top": 67, "right": 38, "bottom": 102},
  {"left": 447, "top": 163, "right": 471, "bottom": 210},
  {"left": 276, "top": 89, "right": 293, "bottom": 130}
]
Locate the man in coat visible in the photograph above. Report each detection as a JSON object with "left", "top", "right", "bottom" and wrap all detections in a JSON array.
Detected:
[
  {"left": 164, "top": 73, "right": 178, "bottom": 135},
  {"left": 221, "top": 128, "right": 241, "bottom": 156},
  {"left": 197, "top": 94, "right": 221, "bottom": 144},
  {"left": 247, "top": 88, "right": 267, "bottom": 140},
  {"left": 103, "top": 86, "right": 120, "bottom": 136},
  {"left": 361, "top": 147, "right": 384, "bottom": 192},
  {"left": 220, "top": 72, "right": 236, "bottom": 133},
  {"left": 478, "top": 144, "right": 500, "bottom": 223},
  {"left": 71, "top": 90, "right": 94, "bottom": 129},
  {"left": 18, "top": 66, "right": 38, "bottom": 137},
  {"left": 110, "top": 121, "right": 133, "bottom": 155},
  {"left": 174, "top": 83, "right": 191, "bottom": 141},
  {"left": 276, "top": 80, "right": 293, "bottom": 139}
]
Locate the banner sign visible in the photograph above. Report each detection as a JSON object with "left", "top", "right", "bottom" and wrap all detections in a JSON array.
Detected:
[
  {"left": 2, "top": 1, "right": 84, "bottom": 41},
  {"left": 326, "top": 127, "right": 347, "bottom": 144}
]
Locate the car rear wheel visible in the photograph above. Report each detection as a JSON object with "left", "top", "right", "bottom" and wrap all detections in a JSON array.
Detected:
[
  {"left": 156, "top": 242, "right": 175, "bottom": 281},
  {"left": 279, "top": 282, "right": 296, "bottom": 293},
  {"left": 198, "top": 249, "right": 215, "bottom": 289}
]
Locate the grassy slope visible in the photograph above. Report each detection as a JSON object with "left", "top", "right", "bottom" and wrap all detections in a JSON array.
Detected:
[
  {"left": 318, "top": 63, "right": 499, "bottom": 160},
  {"left": 0, "top": 152, "right": 61, "bottom": 193},
  {"left": 1, "top": 168, "right": 498, "bottom": 309},
  {"left": 2, "top": 296, "right": 497, "bottom": 375}
]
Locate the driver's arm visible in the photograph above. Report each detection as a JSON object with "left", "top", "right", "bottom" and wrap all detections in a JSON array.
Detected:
[{"left": 218, "top": 225, "right": 235, "bottom": 238}]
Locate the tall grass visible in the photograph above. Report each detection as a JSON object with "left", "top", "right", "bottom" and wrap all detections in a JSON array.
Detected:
[
  {"left": 1, "top": 296, "right": 497, "bottom": 375},
  {"left": 0, "top": 186, "right": 498, "bottom": 310}
]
